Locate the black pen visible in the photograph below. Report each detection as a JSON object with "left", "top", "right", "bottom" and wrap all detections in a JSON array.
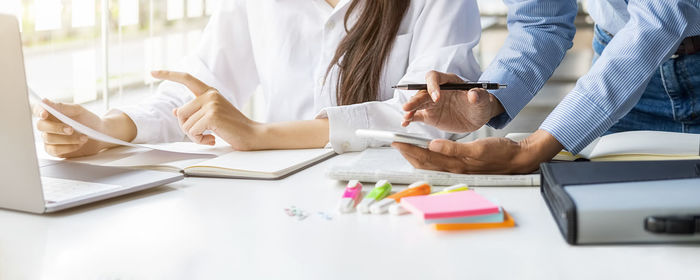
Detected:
[{"left": 392, "top": 82, "right": 507, "bottom": 91}]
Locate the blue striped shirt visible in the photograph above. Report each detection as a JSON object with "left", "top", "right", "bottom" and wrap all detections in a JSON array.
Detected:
[
  {"left": 482, "top": 0, "right": 577, "bottom": 130},
  {"left": 484, "top": 0, "right": 700, "bottom": 154}
]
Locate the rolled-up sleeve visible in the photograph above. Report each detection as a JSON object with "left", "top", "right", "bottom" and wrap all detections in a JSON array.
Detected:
[
  {"left": 320, "top": 0, "right": 483, "bottom": 153},
  {"left": 540, "top": 0, "right": 700, "bottom": 154},
  {"left": 483, "top": 0, "right": 577, "bottom": 129},
  {"left": 117, "top": 0, "right": 260, "bottom": 143}
]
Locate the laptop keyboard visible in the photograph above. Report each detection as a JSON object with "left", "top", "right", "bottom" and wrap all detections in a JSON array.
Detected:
[{"left": 41, "top": 177, "right": 123, "bottom": 204}]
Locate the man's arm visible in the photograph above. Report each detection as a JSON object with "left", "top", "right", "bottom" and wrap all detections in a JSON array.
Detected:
[
  {"left": 540, "top": 0, "right": 700, "bottom": 154},
  {"left": 483, "top": 0, "right": 577, "bottom": 128},
  {"left": 394, "top": 0, "right": 700, "bottom": 175},
  {"left": 401, "top": 0, "right": 577, "bottom": 132}
]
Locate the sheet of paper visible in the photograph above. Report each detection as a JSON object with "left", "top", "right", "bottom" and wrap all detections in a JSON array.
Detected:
[{"left": 30, "top": 88, "right": 223, "bottom": 156}]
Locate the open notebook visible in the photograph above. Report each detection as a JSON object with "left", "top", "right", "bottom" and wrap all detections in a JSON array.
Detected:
[
  {"left": 63, "top": 142, "right": 336, "bottom": 179},
  {"left": 506, "top": 131, "right": 700, "bottom": 161}
]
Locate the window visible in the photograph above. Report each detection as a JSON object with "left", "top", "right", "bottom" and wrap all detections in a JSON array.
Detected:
[{"left": 13, "top": 0, "right": 217, "bottom": 114}]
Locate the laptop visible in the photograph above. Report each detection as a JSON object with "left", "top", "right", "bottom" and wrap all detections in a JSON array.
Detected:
[{"left": 0, "top": 14, "right": 184, "bottom": 214}]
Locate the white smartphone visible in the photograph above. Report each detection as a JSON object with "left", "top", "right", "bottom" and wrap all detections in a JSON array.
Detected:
[{"left": 355, "top": 129, "right": 434, "bottom": 148}]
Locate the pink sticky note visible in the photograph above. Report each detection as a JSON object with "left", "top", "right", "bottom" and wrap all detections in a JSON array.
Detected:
[{"left": 400, "top": 190, "right": 499, "bottom": 220}]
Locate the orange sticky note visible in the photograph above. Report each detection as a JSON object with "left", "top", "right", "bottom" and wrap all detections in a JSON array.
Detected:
[{"left": 434, "top": 211, "right": 516, "bottom": 231}]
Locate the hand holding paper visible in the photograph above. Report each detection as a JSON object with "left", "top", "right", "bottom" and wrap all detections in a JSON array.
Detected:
[{"left": 31, "top": 92, "right": 119, "bottom": 158}]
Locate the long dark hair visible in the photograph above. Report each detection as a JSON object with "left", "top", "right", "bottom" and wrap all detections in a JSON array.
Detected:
[{"left": 326, "top": 0, "right": 410, "bottom": 106}]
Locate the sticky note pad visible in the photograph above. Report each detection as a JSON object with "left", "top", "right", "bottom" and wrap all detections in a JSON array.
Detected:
[
  {"left": 424, "top": 207, "right": 504, "bottom": 224},
  {"left": 400, "top": 190, "right": 499, "bottom": 220},
  {"left": 434, "top": 211, "right": 515, "bottom": 231}
]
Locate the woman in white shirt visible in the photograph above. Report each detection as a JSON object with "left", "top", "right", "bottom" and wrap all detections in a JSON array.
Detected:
[{"left": 36, "top": 0, "right": 482, "bottom": 158}]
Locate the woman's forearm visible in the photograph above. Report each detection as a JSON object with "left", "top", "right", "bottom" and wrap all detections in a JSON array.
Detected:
[{"left": 255, "top": 119, "right": 329, "bottom": 150}]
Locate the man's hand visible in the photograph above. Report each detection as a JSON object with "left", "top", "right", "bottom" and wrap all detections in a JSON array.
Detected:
[
  {"left": 391, "top": 129, "right": 564, "bottom": 174},
  {"left": 151, "top": 70, "right": 263, "bottom": 150},
  {"left": 401, "top": 71, "right": 505, "bottom": 133}
]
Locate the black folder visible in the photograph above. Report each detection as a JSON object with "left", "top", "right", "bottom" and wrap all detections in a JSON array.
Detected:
[{"left": 540, "top": 160, "right": 700, "bottom": 244}]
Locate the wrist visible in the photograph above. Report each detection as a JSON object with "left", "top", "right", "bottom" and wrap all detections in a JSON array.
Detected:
[
  {"left": 519, "top": 129, "right": 564, "bottom": 167},
  {"left": 247, "top": 119, "right": 329, "bottom": 150},
  {"left": 249, "top": 121, "right": 270, "bottom": 150}
]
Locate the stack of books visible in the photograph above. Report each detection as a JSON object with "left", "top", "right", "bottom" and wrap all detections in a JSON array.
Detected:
[{"left": 400, "top": 190, "right": 515, "bottom": 231}]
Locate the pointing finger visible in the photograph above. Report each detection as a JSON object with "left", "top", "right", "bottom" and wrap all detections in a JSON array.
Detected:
[{"left": 151, "top": 70, "right": 212, "bottom": 97}]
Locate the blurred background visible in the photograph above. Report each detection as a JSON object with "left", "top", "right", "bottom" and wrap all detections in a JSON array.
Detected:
[
  {"left": 2, "top": 0, "right": 593, "bottom": 137},
  {"left": 2, "top": 0, "right": 217, "bottom": 111}
]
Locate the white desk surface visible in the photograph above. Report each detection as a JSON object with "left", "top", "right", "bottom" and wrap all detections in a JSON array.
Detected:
[{"left": 1, "top": 152, "right": 698, "bottom": 280}]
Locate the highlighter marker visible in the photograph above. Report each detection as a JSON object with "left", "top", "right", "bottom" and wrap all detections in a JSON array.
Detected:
[
  {"left": 390, "top": 183, "right": 467, "bottom": 215},
  {"left": 337, "top": 180, "right": 363, "bottom": 213},
  {"left": 357, "top": 180, "right": 392, "bottom": 214},
  {"left": 371, "top": 181, "right": 431, "bottom": 214},
  {"left": 430, "top": 183, "right": 469, "bottom": 196}
]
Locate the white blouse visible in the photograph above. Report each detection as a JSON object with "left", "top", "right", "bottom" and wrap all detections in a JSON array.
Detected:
[{"left": 119, "top": 0, "right": 482, "bottom": 153}]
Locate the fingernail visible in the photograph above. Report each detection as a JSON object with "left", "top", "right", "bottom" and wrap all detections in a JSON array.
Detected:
[
  {"left": 41, "top": 111, "right": 48, "bottom": 119},
  {"left": 80, "top": 135, "right": 88, "bottom": 143},
  {"left": 63, "top": 127, "right": 73, "bottom": 134},
  {"left": 430, "top": 91, "right": 439, "bottom": 102}
]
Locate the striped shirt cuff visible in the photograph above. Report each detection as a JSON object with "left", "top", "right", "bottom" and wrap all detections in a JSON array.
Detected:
[
  {"left": 539, "top": 89, "right": 617, "bottom": 154},
  {"left": 482, "top": 69, "right": 534, "bottom": 129}
]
